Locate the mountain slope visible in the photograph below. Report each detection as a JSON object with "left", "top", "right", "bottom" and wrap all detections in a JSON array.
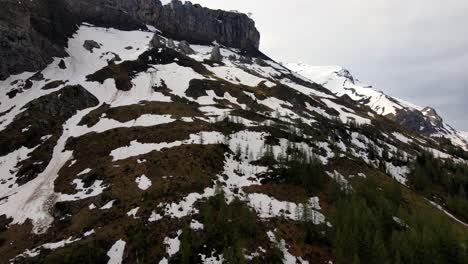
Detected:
[
  {"left": 0, "top": 1, "right": 467, "bottom": 264},
  {"left": 286, "top": 63, "right": 468, "bottom": 151}
]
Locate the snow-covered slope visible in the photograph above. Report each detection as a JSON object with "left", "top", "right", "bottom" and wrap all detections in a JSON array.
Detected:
[
  {"left": 462, "top": 132, "right": 468, "bottom": 141},
  {"left": 0, "top": 21, "right": 467, "bottom": 263},
  {"left": 285, "top": 63, "right": 468, "bottom": 150}
]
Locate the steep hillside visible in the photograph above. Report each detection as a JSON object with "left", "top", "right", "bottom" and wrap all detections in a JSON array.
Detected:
[{"left": 0, "top": 1, "right": 467, "bottom": 264}]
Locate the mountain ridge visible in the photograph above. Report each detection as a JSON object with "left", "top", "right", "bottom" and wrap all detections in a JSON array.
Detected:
[
  {"left": 0, "top": 2, "right": 467, "bottom": 264},
  {"left": 286, "top": 62, "right": 468, "bottom": 151}
]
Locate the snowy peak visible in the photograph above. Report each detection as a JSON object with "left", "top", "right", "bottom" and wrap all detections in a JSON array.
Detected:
[{"left": 285, "top": 62, "right": 468, "bottom": 150}]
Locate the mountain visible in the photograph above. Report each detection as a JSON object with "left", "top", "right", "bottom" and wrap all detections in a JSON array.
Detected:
[
  {"left": 1, "top": 1, "right": 467, "bottom": 263},
  {"left": 286, "top": 63, "right": 468, "bottom": 151}
]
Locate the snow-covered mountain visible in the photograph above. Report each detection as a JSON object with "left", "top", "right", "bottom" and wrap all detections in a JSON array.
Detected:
[
  {"left": 0, "top": 1, "right": 467, "bottom": 263},
  {"left": 286, "top": 62, "right": 468, "bottom": 150}
]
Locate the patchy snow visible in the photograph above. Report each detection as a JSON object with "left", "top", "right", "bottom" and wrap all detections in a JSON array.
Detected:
[
  {"left": 107, "top": 239, "right": 126, "bottom": 264},
  {"left": 135, "top": 175, "right": 152, "bottom": 190},
  {"left": 110, "top": 131, "right": 225, "bottom": 161},
  {"left": 100, "top": 200, "right": 116, "bottom": 210},
  {"left": 267, "top": 231, "right": 308, "bottom": 264},
  {"left": 152, "top": 63, "right": 205, "bottom": 99},
  {"left": 205, "top": 64, "right": 271, "bottom": 87},
  {"left": 149, "top": 211, "right": 163, "bottom": 222},
  {"left": 247, "top": 194, "right": 324, "bottom": 224},
  {"left": 58, "top": 179, "right": 107, "bottom": 202},
  {"left": 85, "top": 114, "right": 175, "bottom": 134},
  {"left": 163, "top": 230, "right": 182, "bottom": 257},
  {"left": 392, "top": 132, "right": 412, "bottom": 144},
  {"left": 322, "top": 99, "right": 370, "bottom": 125},
  {"left": 385, "top": 163, "right": 409, "bottom": 185},
  {"left": 0, "top": 107, "right": 97, "bottom": 233},
  {"left": 427, "top": 200, "right": 468, "bottom": 227},
  {"left": 14, "top": 236, "right": 81, "bottom": 260},
  {"left": 190, "top": 219, "right": 204, "bottom": 230},
  {"left": 0, "top": 146, "right": 38, "bottom": 197},
  {"left": 159, "top": 187, "right": 216, "bottom": 218},
  {"left": 77, "top": 168, "right": 92, "bottom": 176},
  {"left": 84, "top": 229, "right": 95, "bottom": 237},
  {"left": 127, "top": 207, "right": 140, "bottom": 219}
]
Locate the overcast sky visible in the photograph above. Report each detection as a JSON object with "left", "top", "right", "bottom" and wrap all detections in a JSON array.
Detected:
[{"left": 188, "top": 0, "right": 468, "bottom": 131}]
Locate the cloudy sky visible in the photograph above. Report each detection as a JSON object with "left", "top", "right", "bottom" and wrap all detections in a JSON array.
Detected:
[{"left": 188, "top": 0, "right": 468, "bottom": 131}]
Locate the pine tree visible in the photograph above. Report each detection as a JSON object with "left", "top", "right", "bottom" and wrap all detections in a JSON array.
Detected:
[{"left": 180, "top": 224, "right": 192, "bottom": 264}]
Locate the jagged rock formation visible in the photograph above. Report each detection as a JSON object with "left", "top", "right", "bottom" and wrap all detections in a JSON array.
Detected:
[
  {"left": 0, "top": 0, "right": 260, "bottom": 80},
  {"left": 210, "top": 46, "right": 223, "bottom": 62}
]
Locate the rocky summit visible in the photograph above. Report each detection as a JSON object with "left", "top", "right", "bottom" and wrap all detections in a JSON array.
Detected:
[{"left": 0, "top": 1, "right": 467, "bottom": 264}]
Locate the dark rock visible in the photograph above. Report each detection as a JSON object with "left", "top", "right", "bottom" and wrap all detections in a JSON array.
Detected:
[
  {"left": 210, "top": 46, "right": 223, "bottom": 62},
  {"left": 58, "top": 59, "right": 67, "bottom": 69},
  {"left": 0, "top": 0, "right": 77, "bottom": 80},
  {"left": 239, "top": 56, "right": 252, "bottom": 64},
  {"left": 178, "top": 40, "right": 195, "bottom": 55},
  {"left": 42, "top": 80, "right": 66, "bottom": 90},
  {"left": 150, "top": 34, "right": 164, "bottom": 48},
  {"left": 167, "top": 38, "right": 176, "bottom": 49},
  {"left": 6, "top": 89, "right": 21, "bottom": 99},
  {"left": 255, "top": 57, "right": 269, "bottom": 67},
  {"left": 395, "top": 109, "right": 438, "bottom": 134},
  {"left": 421, "top": 107, "right": 444, "bottom": 128},
  {"left": 1, "top": 0, "right": 260, "bottom": 80},
  {"left": 83, "top": 40, "right": 101, "bottom": 53},
  {"left": 29, "top": 72, "right": 45, "bottom": 81},
  {"left": 0, "top": 215, "right": 13, "bottom": 232}
]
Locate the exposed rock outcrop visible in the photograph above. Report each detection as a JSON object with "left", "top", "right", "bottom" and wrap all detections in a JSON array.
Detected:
[
  {"left": 150, "top": 34, "right": 164, "bottom": 48},
  {"left": 395, "top": 109, "right": 438, "bottom": 134},
  {"left": 178, "top": 40, "right": 195, "bottom": 55},
  {"left": 0, "top": 0, "right": 76, "bottom": 79},
  {"left": 210, "top": 46, "right": 223, "bottom": 62},
  {"left": 83, "top": 40, "right": 101, "bottom": 52},
  {"left": 1, "top": 0, "right": 260, "bottom": 80}
]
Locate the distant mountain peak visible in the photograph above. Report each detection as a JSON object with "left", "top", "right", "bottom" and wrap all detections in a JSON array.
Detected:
[{"left": 285, "top": 62, "right": 468, "bottom": 150}]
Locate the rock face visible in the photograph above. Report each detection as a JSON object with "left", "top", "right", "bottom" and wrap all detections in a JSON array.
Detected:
[
  {"left": 0, "top": 0, "right": 76, "bottom": 80},
  {"left": 395, "top": 109, "right": 437, "bottom": 134},
  {"left": 0, "top": 0, "right": 260, "bottom": 80},
  {"left": 83, "top": 40, "right": 101, "bottom": 52}
]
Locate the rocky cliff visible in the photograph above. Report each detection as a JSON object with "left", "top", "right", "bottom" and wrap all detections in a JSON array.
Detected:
[{"left": 0, "top": 0, "right": 260, "bottom": 80}]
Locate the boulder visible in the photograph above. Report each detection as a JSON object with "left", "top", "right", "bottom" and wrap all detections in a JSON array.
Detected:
[
  {"left": 150, "top": 34, "right": 164, "bottom": 48},
  {"left": 167, "top": 39, "right": 176, "bottom": 49},
  {"left": 178, "top": 41, "right": 195, "bottom": 55},
  {"left": 83, "top": 40, "right": 101, "bottom": 53},
  {"left": 210, "top": 46, "right": 223, "bottom": 62}
]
